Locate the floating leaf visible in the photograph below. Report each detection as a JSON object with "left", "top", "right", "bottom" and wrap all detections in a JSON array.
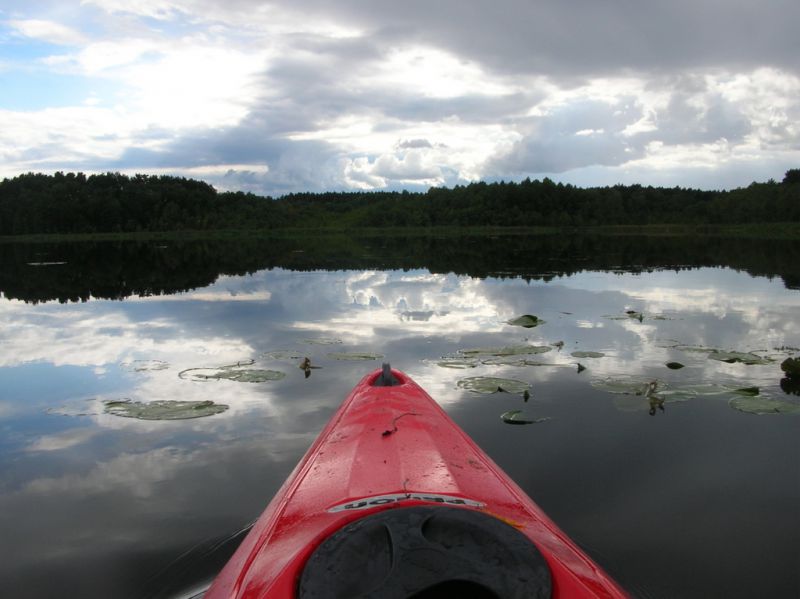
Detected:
[
  {"left": 592, "top": 377, "right": 663, "bottom": 396},
  {"left": 104, "top": 399, "right": 228, "bottom": 420},
  {"left": 733, "top": 386, "right": 760, "bottom": 396},
  {"left": 571, "top": 351, "right": 605, "bottom": 358},
  {"left": 500, "top": 410, "right": 548, "bottom": 425},
  {"left": 676, "top": 346, "right": 772, "bottom": 365},
  {"left": 302, "top": 337, "right": 343, "bottom": 345},
  {"left": 457, "top": 376, "right": 531, "bottom": 394},
  {"left": 435, "top": 357, "right": 480, "bottom": 369},
  {"left": 480, "top": 356, "right": 551, "bottom": 367},
  {"left": 729, "top": 396, "right": 800, "bottom": 415},
  {"left": 215, "top": 369, "right": 286, "bottom": 382},
  {"left": 506, "top": 315, "right": 545, "bottom": 328},
  {"left": 179, "top": 361, "right": 284, "bottom": 383},
  {"left": 460, "top": 345, "right": 552, "bottom": 357},
  {"left": 707, "top": 350, "right": 772, "bottom": 365},
  {"left": 594, "top": 378, "right": 763, "bottom": 405},
  {"left": 327, "top": 352, "right": 384, "bottom": 361},
  {"left": 666, "top": 362, "right": 685, "bottom": 370},
  {"left": 659, "top": 384, "right": 736, "bottom": 401}
]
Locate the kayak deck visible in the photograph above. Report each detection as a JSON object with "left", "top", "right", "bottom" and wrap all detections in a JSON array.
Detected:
[{"left": 205, "top": 367, "right": 627, "bottom": 598}]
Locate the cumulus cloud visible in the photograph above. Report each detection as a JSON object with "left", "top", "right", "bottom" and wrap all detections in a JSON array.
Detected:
[
  {"left": 488, "top": 98, "right": 646, "bottom": 174},
  {"left": 9, "top": 19, "right": 87, "bottom": 45},
  {"left": 1, "top": 0, "right": 799, "bottom": 192}
]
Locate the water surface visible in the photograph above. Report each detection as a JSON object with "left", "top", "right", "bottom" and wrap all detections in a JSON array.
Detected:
[{"left": 1, "top": 234, "right": 798, "bottom": 598}]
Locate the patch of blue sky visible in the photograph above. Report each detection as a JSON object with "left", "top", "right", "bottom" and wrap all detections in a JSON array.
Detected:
[
  {"left": 1, "top": 69, "right": 115, "bottom": 111},
  {"left": 1, "top": 29, "right": 72, "bottom": 59}
]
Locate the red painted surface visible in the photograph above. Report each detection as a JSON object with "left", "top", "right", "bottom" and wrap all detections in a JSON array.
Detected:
[{"left": 205, "top": 368, "right": 629, "bottom": 598}]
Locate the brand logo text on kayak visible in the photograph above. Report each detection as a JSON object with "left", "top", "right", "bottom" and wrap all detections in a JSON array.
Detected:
[{"left": 328, "top": 493, "right": 485, "bottom": 512}]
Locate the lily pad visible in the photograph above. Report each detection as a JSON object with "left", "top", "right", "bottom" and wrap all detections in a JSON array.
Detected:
[
  {"left": 506, "top": 315, "right": 545, "bottom": 328},
  {"left": 104, "top": 399, "right": 228, "bottom": 420},
  {"left": 302, "top": 337, "right": 343, "bottom": 345},
  {"left": 435, "top": 357, "right": 480, "bottom": 369},
  {"left": 500, "top": 410, "right": 549, "bottom": 425},
  {"left": 457, "top": 376, "right": 531, "bottom": 394},
  {"left": 460, "top": 345, "right": 552, "bottom": 357},
  {"left": 591, "top": 377, "right": 663, "bottom": 396},
  {"left": 179, "top": 361, "right": 285, "bottom": 383},
  {"left": 480, "top": 357, "right": 551, "bottom": 367},
  {"left": 213, "top": 369, "right": 286, "bottom": 382},
  {"left": 708, "top": 350, "right": 772, "bottom": 365},
  {"left": 659, "top": 383, "right": 738, "bottom": 401},
  {"left": 666, "top": 362, "right": 685, "bottom": 370},
  {"left": 571, "top": 351, "right": 605, "bottom": 359},
  {"left": 676, "top": 346, "right": 773, "bottom": 365},
  {"left": 729, "top": 396, "right": 800, "bottom": 415},
  {"left": 327, "top": 352, "right": 384, "bottom": 361}
]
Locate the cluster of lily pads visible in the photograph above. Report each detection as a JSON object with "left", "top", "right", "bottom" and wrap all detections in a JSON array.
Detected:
[
  {"left": 446, "top": 319, "right": 555, "bottom": 425},
  {"left": 448, "top": 313, "right": 800, "bottom": 419},
  {"left": 101, "top": 336, "right": 389, "bottom": 421}
]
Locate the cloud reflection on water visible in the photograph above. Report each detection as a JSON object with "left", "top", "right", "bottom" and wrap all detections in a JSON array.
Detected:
[{"left": 0, "top": 263, "right": 799, "bottom": 598}]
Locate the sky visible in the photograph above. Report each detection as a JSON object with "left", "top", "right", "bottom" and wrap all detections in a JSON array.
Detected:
[{"left": 1, "top": 0, "right": 799, "bottom": 196}]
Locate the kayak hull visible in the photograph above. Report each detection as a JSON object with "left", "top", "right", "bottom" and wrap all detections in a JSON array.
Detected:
[{"left": 205, "top": 368, "right": 627, "bottom": 598}]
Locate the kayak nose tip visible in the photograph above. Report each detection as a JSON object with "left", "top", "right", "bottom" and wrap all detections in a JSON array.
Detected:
[{"left": 373, "top": 362, "right": 401, "bottom": 387}]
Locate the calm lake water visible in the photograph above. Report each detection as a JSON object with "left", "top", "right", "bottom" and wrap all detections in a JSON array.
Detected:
[{"left": 1, "top": 234, "right": 798, "bottom": 598}]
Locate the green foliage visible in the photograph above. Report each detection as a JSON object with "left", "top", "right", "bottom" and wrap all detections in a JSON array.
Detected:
[
  {"left": 1, "top": 170, "right": 799, "bottom": 236},
  {"left": 783, "top": 169, "right": 800, "bottom": 185}
]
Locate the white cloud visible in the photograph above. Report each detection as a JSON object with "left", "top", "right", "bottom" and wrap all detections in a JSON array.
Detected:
[
  {"left": 9, "top": 19, "right": 86, "bottom": 45},
  {"left": 79, "top": 0, "right": 188, "bottom": 20},
  {"left": 1, "top": 2, "right": 798, "bottom": 192}
]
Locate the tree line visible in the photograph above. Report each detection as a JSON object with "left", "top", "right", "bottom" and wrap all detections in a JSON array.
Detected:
[{"left": 1, "top": 170, "right": 798, "bottom": 235}]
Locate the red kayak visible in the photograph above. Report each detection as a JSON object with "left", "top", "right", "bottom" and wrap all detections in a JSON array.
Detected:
[{"left": 205, "top": 365, "right": 628, "bottom": 598}]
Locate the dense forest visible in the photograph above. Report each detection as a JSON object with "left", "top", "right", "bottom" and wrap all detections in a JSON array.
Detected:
[{"left": 0, "top": 170, "right": 798, "bottom": 235}]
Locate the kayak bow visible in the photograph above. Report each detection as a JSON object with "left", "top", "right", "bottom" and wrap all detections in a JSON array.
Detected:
[{"left": 205, "top": 365, "right": 627, "bottom": 598}]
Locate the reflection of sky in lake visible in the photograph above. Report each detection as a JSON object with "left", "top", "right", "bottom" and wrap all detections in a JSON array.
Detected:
[{"left": 0, "top": 265, "right": 798, "bottom": 598}]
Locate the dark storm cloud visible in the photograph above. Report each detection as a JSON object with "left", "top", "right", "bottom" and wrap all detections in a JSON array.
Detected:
[{"left": 257, "top": 0, "right": 800, "bottom": 78}]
